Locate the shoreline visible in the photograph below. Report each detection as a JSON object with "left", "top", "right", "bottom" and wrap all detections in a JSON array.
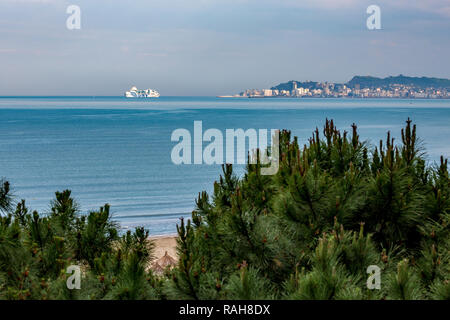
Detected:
[{"left": 149, "top": 233, "right": 178, "bottom": 239}]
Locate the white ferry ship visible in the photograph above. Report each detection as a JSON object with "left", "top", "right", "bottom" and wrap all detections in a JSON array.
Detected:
[{"left": 125, "top": 86, "right": 160, "bottom": 98}]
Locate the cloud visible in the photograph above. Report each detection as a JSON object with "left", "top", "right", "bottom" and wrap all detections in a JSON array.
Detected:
[
  {"left": 282, "top": 0, "right": 360, "bottom": 9},
  {"left": 0, "top": 48, "right": 17, "bottom": 53},
  {"left": 0, "top": 0, "right": 59, "bottom": 3},
  {"left": 391, "top": 0, "right": 450, "bottom": 18},
  {"left": 0, "top": 0, "right": 449, "bottom": 95},
  {"left": 268, "top": 0, "right": 450, "bottom": 17},
  {"left": 139, "top": 52, "right": 168, "bottom": 57}
]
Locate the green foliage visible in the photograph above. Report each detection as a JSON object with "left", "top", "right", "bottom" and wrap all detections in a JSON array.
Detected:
[
  {"left": 385, "top": 259, "right": 423, "bottom": 300},
  {"left": 0, "top": 119, "right": 449, "bottom": 300},
  {"left": 0, "top": 190, "right": 157, "bottom": 300},
  {"left": 0, "top": 179, "right": 13, "bottom": 214},
  {"left": 284, "top": 236, "right": 359, "bottom": 300},
  {"left": 224, "top": 266, "right": 274, "bottom": 300},
  {"left": 166, "top": 119, "right": 449, "bottom": 300},
  {"left": 77, "top": 204, "right": 118, "bottom": 267}
]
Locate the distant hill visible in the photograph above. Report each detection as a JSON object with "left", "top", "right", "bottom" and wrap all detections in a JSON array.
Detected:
[
  {"left": 270, "top": 76, "right": 450, "bottom": 91},
  {"left": 347, "top": 75, "right": 450, "bottom": 89},
  {"left": 271, "top": 80, "right": 320, "bottom": 91}
]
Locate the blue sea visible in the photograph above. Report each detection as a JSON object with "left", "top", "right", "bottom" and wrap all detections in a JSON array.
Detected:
[{"left": 0, "top": 97, "right": 449, "bottom": 235}]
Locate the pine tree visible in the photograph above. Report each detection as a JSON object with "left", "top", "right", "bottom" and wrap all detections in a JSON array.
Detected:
[
  {"left": 0, "top": 179, "right": 13, "bottom": 214},
  {"left": 166, "top": 118, "right": 449, "bottom": 300},
  {"left": 1, "top": 118, "right": 449, "bottom": 300}
]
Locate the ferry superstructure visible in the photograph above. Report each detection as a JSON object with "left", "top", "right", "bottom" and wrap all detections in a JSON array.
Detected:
[{"left": 125, "top": 86, "right": 160, "bottom": 98}]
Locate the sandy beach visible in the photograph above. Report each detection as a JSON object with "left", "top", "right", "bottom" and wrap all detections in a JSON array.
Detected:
[{"left": 150, "top": 235, "right": 178, "bottom": 261}]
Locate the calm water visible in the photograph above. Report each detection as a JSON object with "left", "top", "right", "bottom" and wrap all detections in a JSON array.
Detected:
[{"left": 1, "top": 97, "right": 449, "bottom": 235}]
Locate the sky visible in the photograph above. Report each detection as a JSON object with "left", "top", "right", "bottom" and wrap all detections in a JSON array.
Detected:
[{"left": 0, "top": 0, "right": 449, "bottom": 96}]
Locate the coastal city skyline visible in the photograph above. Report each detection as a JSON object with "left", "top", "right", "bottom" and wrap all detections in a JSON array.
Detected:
[
  {"left": 1, "top": 0, "right": 450, "bottom": 96},
  {"left": 223, "top": 75, "right": 450, "bottom": 99}
]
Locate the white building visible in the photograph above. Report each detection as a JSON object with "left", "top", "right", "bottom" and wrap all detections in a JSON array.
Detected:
[{"left": 263, "top": 89, "right": 273, "bottom": 97}]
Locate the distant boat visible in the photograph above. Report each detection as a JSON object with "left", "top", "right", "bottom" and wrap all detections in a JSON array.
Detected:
[{"left": 125, "top": 86, "right": 160, "bottom": 98}]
